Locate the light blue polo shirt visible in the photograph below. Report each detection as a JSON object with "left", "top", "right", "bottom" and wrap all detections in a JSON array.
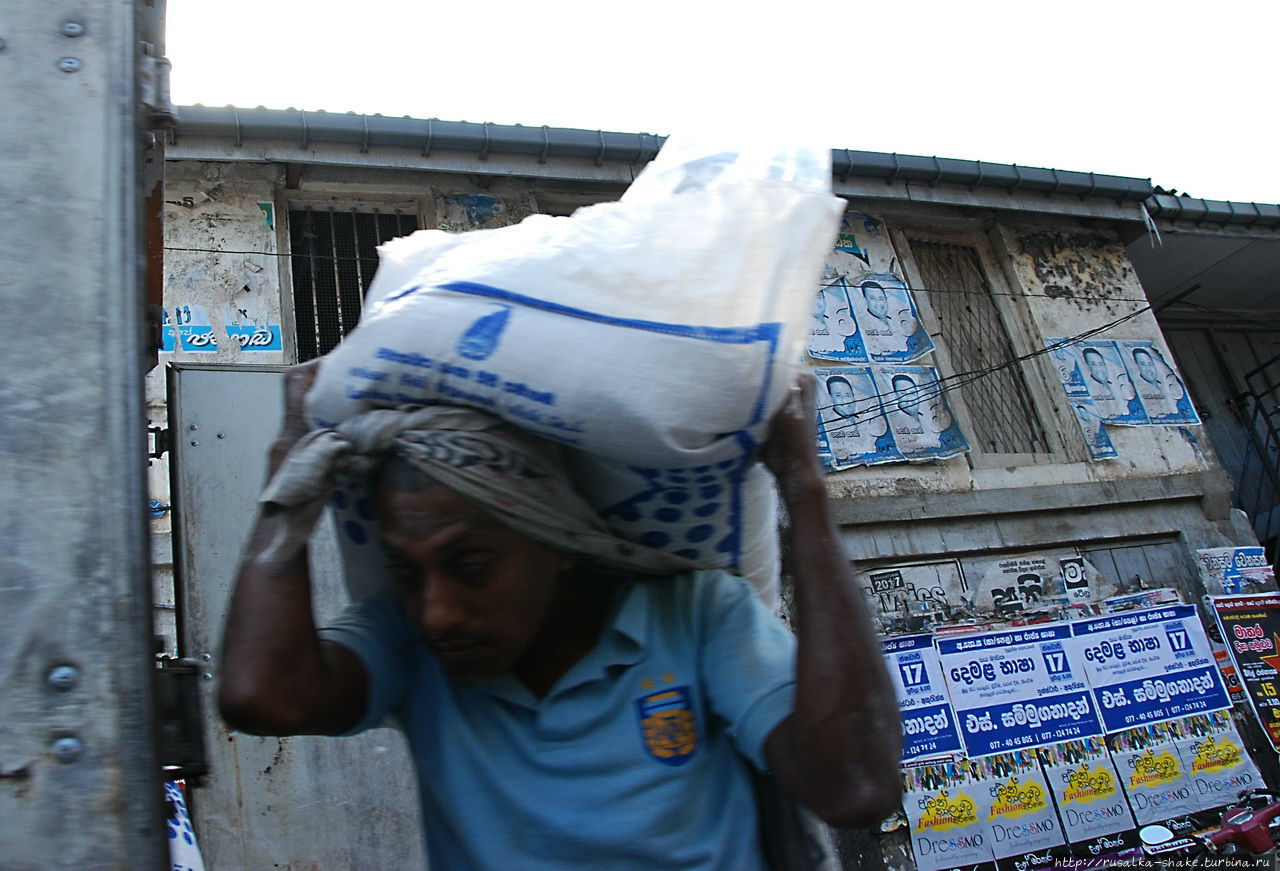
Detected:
[{"left": 320, "top": 569, "right": 797, "bottom": 871}]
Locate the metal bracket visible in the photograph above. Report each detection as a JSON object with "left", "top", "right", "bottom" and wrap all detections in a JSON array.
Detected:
[
  {"left": 153, "top": 657, "right": 209, "bottom": 786},
  {"left": 137, "top": 45, "right": 175, "bottom": 129},
  {"left": 147, "top": 424, "right": 168, "bottom": 460}
]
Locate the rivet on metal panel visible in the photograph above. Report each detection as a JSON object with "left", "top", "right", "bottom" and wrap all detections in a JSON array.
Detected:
[
  {"left": 47, "top": 665, "right": 79, "bottom": 691},
  {"left": 202, "top": 673, "right": 214, "bottom": 681},
  {"left": 216, "top": 432, "right": 225, "bottom": 439},
  {"left": 189, "top": 424, "right": 198, "bottom": 430},
  {"left": 201, "top": 653, "right": 212, "bottom": 661},
  {"left": 58, "top": 57, "right": 82, "bottom": 73},
  {"left": 190, "top": 440, "right": 199, "bottom": 447},
  {"left": 51, "top": 736, "right": 83, "bottom": 763},
  {"left": 61, "top": 21, "right": 86, "bottom": 37}
]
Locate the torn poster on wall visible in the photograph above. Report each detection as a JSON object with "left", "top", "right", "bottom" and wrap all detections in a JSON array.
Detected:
[
  {"left": 857, "top": 559, "right": 968, "bottom": 634},
  {"left": 161, "top": 305, "right": 283, "bottom": 353},
  {"left": 812, "top": 365, "right": 968, "bottom": 469},
  {"left": 1046, "top": 338, "right": 1200, "bottom": 453},
  {"left": 809, "top": 211, "right": 935, "bottom": 365}
]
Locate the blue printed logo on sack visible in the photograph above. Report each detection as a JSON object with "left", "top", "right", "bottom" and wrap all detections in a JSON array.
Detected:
[
  {"left": 636, "top": 686, "right": 699, "bottom": 765},
  {"left": 456, "top": 306, "right": 512, "bottom": 361}
]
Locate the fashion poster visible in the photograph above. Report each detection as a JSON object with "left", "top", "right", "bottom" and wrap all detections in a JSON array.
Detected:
[
  {"left": 1038, "top": 738, "right": 1139, "bottom": 860},
  {"left": 903, "top": 760, "right": 997, "bottom": 871},
  {"left": 877, "top": 366, "right": 970, "bottom": 460},
  {"left": 1167, "top": 712, "right": 1264, "bottom": 814},
  {"left": 976, "top": 751, "right": 1070, "bottom": 871},
  {"left": 812, "top": 366, "right": 897, "bottom": 469},
  {"left": 1116, "top": 340, "right": 1200, "bottom": 425},
  {"left": 1106, "top": 724, "right": 1202, "bottom": 826}
]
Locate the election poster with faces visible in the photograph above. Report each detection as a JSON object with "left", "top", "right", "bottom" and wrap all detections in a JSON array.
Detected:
[
  {"left": 1116, "top": 339, "right": 1200, "bottom": 426},
  {"left": 879, "top": 365, "right": 970, "bottom": 461},
  {"left": 903, "top": 760, "right": 997, "bottom": 871},
  {"left": 812, "top": 365, "right": 896, "bottom": 470},
  {"left": 1037, "top": 737, "right": 1138, "bottom": 860},
  {"left": 1047, "top": 341, "right": 1117, "bottom": 461},
  {"left": 976, "top": 751, "right": 1070, "bottom": 871},
  {"left": 937, "top": 624, "right": 1103, "bottom": 757},
  {"left": 1045, "top": 337, "right": 1201, "bottom": 462},
  {"left": 883, "top": 634, "right": 964, "bottom": 761},
  {"left": 809, "top": 212, "right": 934, "bottom": 366},
  {"left": 813, "top": 364, "right": 968, "bottom": 467},
  {"left": 1068, "top": 605, "right": 1231, "bottom": 734}
]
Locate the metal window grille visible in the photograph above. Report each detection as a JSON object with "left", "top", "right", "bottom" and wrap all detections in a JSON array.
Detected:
[
  {"left": 288, "top": 208, "right": 420, "bottom": 360},
  {"left": 908, "top": 239, "right": 1050, "bottom": 454}
]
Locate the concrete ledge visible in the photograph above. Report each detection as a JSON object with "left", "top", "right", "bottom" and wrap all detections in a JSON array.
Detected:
[{"left": 829, "top": 470, "right": 1233, "bottom": 527}]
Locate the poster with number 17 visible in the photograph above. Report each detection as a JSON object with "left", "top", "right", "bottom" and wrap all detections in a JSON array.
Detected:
[{"left": 938, "top": 624, "right": 1102, "bottom": 757}]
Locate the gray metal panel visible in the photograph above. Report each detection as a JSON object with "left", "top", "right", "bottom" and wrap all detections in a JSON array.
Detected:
[
  {"left": 168, "top": 364, "right": 425, "bottom": 870},
  {"left": 0, "top": 2, "right": 166, "bottom": 868}
]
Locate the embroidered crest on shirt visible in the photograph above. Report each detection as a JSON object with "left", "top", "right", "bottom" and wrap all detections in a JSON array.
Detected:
[{"left": 635, "top": 686, "right": 699, "bottom": 765}]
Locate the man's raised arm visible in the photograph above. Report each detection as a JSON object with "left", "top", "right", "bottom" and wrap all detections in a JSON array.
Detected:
[
  {"left": 762, "top": 376, "right": 903, "bottom": 828},
  {"left": 217, "top": 362, "right": 368, "bottom": 737}
]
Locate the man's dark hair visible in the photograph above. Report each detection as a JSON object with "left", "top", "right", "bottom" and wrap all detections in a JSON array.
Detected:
[
  {"left": 1131, "top": 347, "right": 1153, "bottom": 362},
  {"left": 860, "top": 281, "right": 885, "bottom": 300},
  {"left": 826, "top": 375, "right": 853, "bottom": 394},
  {"left": 890, "top": 374, "right": 915, "bottom": 392},
  {"left": 1082, "top": 347, "right": 1104, "bottom": 363}
]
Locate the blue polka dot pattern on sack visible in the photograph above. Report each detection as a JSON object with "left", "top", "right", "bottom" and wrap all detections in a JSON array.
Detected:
[{"left": 599, "top": 459, "right": 749, "bottom": 569}]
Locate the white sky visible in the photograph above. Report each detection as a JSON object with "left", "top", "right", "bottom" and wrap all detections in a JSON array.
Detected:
[{"left": 167, "top": 1, "right": 1280, "bottom": 204}]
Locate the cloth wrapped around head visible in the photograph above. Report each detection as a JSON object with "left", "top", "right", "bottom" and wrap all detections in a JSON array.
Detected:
[{"left": 258, "top": 405, "right": 705, "bottom": 576}]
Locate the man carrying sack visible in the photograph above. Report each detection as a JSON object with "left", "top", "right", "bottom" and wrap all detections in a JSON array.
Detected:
[{"left": 219, "top": 360, "right": 901, "bottom": 870}]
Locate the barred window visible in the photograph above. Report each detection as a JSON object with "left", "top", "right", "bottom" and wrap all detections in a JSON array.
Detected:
[
  {"left": 908, "top": 239, "right": 1049, "bottom": 454},
  {"left": 288, "top": 208, "right": 419, "bottom": 361}
]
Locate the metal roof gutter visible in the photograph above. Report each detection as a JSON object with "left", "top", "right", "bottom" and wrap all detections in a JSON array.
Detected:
[
  {"left": 173, "top": 105, "right": 665, "bottom": 165},
  {"left": 180, "top": 106, "right": 1280, "bottom": 225},
  {"left": 830, "top": 149, "right": 1153, "bottom": 202},
  {"left": 1143, "top": 193, "right": 1280, "bottom": 229}
]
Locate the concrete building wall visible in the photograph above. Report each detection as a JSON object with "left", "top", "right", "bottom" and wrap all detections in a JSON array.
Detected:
[{"left": 156, "top": 155, "right": 1268, "bottom": 871}]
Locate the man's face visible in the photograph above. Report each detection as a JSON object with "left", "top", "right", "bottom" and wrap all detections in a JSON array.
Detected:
[
  {"left": 376, "top": 481, "right": 568, "bottom": 686},
  {"left": 823, "top": 287, "right": 858, "bottom": 338},
  {"left": 828, "top": 380, "right": 856, "bottom": 418},
  {"left": 863, "top": 284, "right": 888, "bottom": 320},
  {"left": 1134, "top": 351, "right": 1158, "bottom": 383},
  {"left": 892, "top": 377, "right": 917, "bottom": 413},
  {"left": 1084, "top": 352, "right": 1108, "bottom": 383}
]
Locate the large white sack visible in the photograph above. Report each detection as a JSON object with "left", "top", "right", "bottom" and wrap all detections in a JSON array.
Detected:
[{"left": 307, "top": 136, "right": 842, "bottom": 596}]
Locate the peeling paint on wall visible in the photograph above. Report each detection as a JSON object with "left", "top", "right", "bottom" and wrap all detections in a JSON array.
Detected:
[{"left": 1017, "top": 231, "right": 1135, "bottom": 303}]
